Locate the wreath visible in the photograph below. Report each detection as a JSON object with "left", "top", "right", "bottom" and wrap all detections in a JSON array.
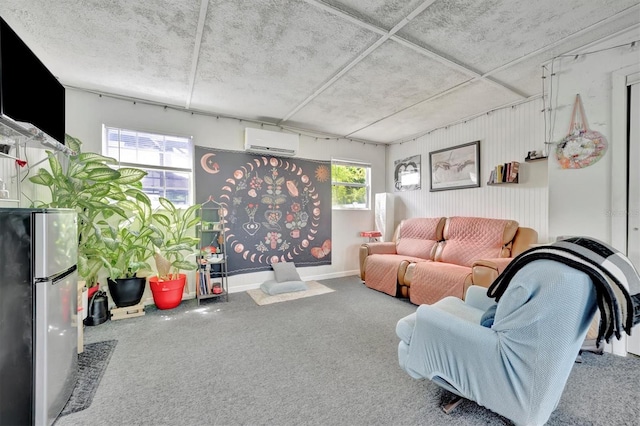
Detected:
[{"left": 555, "top": 94, "right": 608, "bottom": 169}]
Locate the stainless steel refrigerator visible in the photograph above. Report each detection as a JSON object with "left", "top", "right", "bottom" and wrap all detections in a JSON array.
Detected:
[{"left": 0, "top": 208, "right": 78, "bottom": 426}]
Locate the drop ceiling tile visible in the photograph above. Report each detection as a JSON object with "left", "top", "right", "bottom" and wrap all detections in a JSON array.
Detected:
[
  {"left": 398, "top": 0, "right": 640, "bottom": 74},
  {"left": 490, "top": 12, "right": 640, "bottom": 96},
  {"left": 283, "top": 39, "right": 471, "bottom": 136},
  {"left": 1, "top": 0, "right": 200, "bottom": 104},
  {"left": 349, "top": 80, "right": 521, "bottom": 143},
  {"left": 320, "top": 0, "right": 427, "bottom": 30},
  {"left": 189, "top": 0, "right": 378, "bottom": 121}
]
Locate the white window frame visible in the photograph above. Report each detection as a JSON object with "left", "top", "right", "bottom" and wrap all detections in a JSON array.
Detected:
[
  {"left": 102, "top": 125, "right": 194, "bottom": 207},
  {"left": 331, "top": 159, "right": 371, "bottom": 210}
]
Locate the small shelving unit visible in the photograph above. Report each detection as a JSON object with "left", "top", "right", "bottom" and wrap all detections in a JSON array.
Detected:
[{"left": 196, "top": 198, "right": 228, "bottom": 304}]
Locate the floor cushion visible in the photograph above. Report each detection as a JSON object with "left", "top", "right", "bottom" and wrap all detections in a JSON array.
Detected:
[{"left": 260, "top": 279, "right": 308, "bottom": 296}]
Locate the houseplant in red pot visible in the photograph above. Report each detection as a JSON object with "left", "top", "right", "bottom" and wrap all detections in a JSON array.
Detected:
[
  {"left": 97, "top": 192, "right": 157, "bottom": 308},
  {"left": 149, "top": 198, "right": 201, "bottom": 309}
]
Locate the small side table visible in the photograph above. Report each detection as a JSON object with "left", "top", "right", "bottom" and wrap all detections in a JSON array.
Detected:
[{"left": 360, "top": 231, "right": 382, "bottom": 242}]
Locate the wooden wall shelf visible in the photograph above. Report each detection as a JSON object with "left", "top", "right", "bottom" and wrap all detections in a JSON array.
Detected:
[
  {"left": 525, "top": 156, "right": 548, "bottom": 163},
  {"left": 487, "top": 180, "right": 519, "bottom": 186}
]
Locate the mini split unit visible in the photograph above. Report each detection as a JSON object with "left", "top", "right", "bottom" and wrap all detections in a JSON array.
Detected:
[{"left": 244, "top": 127, "right": 299, "bottom": 157}]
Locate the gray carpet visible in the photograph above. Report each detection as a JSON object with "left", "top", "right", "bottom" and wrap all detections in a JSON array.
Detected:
[
  {"left": 54, "top": 276, "right": 640, "bottom": 425},
  {"left": 59, "top": 340, "right": 117, "bottom": 417}
]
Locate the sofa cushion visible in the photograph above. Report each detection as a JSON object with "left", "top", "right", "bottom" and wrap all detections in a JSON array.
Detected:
[
  {"left": 409, "top": 262, "right": 470, "bottom": 305},
  {"left": 395, "top": 217, "right": 445, "bottom": 260},
  {"left": 437, "top": 217, "right": 519, "bottom": 267},
  {"left": 364, "top": 254, "right": 429, "bottom": 296}
]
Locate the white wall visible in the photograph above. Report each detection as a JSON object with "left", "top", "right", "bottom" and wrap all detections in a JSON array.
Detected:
[
  {"left": 547, "top": 27, "right": 640, "bottom": 243},
  {"left": 386, "top": 99, "right": 549, "bottom": 241},
  {"left": 65, "top": 89, "right": 385, "bottom": 293}
]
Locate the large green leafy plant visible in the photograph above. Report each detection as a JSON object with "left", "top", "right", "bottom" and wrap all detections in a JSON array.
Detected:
[
  {"left": 96, "top": 196, "right": 156, "bottom": 280},
  {"left": 29, "top": 135, "right": 148, "bottom": 286},
  {"left": 150, "top": 197, "right": 201, "bottom": 281}
]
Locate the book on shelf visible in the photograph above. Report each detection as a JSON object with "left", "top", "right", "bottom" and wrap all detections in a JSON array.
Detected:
[
  {"left": 489, "top": 161, "right": 519, "bottom": 184},
  {"left": 198, "top": 267, "right": 210, "bottom": 295},
  {"left": 508, "top": 161, "right": 520, "bottom": 182}
]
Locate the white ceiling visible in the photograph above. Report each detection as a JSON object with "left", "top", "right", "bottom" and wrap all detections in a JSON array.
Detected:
[{"left": 1, "top": 1, "right": 639, "bottom": 143}]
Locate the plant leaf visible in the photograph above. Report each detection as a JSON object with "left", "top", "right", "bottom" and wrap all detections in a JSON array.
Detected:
[
  {"left": 47, "top": 153, "right": 63, "bottom": 178},
  {"left": 88, "top": 167, "right": 120, "bottom": 182},
  {"left": 114, "top": 168, "right": 147, "bottom": 184},
  {"left": 65, "top": 134, "right": 82, "bottom": 153},
  {"left": 29, "top": 169, "right": 54, "bottom": 186},
  {"left": 159, "top": 197, "right": 176, "bottom": 213},
  {"left": 172, "top": 260, "right": 198, "bottom": 271},
  {"left": 152, "top": 213, "right": 171, "bottom": 227},
  {"left": 78, "top": 152, "right": 117, "bottom": 164}
]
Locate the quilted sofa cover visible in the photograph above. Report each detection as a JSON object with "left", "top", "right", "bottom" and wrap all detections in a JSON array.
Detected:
[
  {"left": 360, "top": 216, "right": 537, "bottom": 306},
  {"left": 407, "top": 217, "right": 519, "bottom": 305},
  {"left": 361, "top": 217, "right": 445, "bottom": 296}
]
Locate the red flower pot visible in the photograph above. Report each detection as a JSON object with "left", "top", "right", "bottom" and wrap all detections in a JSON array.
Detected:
[
  {"left": 149, "top": 274, "right": 186, "bottom": 310},
  {"left": 87, "top": 285, "right": 100, "bottom": 299}
]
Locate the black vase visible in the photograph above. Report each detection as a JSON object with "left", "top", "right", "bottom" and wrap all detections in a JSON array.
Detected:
[{"left": 108, "top": 277, "right": 146, "bottom": 307}]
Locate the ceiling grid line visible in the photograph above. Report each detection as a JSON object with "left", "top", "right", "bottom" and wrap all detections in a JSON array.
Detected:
[
  {"left": 299, "top": 0, "right": 386, "bottom": 36},
  {"left": 482, "top": 3, "right": 640, "bottom": 78},
  {"left": 344, "top": 80, "right": 476, "bottom": 138},
  {"left": 184, "top": 0, "right": 209, "bottom": 109},
  {"left": 278, "top": 0, "right": 438, "bottom": 124},
  {"left": 342, "top": 5, "right": 640, "bottom": 139},
  {"left": 389, "top": 36, "right": 529, "bottom": 98}
]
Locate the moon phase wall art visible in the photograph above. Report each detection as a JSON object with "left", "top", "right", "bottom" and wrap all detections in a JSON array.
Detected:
[{"left": 195, "top": 146, "right": 332, "bottom": 275}]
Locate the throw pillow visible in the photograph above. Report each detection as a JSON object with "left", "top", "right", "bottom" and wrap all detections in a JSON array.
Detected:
[
  {"left": 272, "top": 262, "right": 301, "bottom": 283},
  {"left": 480, "top": 304, "right": 498, "bottom": 328}
]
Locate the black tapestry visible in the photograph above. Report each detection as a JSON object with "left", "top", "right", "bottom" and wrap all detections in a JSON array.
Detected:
[{"left": 195, "top": 146, "right": 332, "bottom": 275}]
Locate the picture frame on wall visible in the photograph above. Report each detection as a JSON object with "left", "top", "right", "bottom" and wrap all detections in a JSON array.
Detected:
[
  {"left": 394, "top": 154, "right": 421, "bottom": 191},
  {"left": 429, "top": 140, "right": 480, "bottom": 192}
]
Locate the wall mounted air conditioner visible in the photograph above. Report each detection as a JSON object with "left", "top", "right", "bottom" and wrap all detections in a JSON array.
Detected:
[{"left": 244, "top": 128, "right": 299, "bottom": 157}]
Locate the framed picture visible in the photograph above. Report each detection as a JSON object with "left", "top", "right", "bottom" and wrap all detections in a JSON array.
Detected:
[
  {"left": 394, "top": 154, "right": 421, "bottom": 192},
  {"left": 429, "top": 141, "right": 480, "bottom": 192}
]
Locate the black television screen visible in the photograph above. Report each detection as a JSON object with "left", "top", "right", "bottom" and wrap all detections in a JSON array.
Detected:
[{"left": 0, "top": 17, "right": 65, "bottom": 144}]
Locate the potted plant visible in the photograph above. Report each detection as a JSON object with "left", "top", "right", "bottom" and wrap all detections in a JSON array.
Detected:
[
  {"left": 28, "top": 135, "right": 148, "bottom": 291},
  {"left": 148, "top": 197, "right": 201, "bottom": 309},
  {"left": 95, "top": 194, "right": 157, "bottom": 307}
]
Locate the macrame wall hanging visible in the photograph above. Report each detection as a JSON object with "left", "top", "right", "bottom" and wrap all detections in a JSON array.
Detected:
[{"left": 555, "top": 94, "right": 608, "bottom": 169}]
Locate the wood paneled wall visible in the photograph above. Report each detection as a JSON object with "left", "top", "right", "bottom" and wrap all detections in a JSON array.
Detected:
[{"left": 387, "top": 98, "right": 549, "bottom": 242}]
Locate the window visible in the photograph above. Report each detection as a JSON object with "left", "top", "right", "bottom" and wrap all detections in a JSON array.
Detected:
[
  {"left": 331, "top": 160, "right": 370, "bottom": 210},
  {"left": 103, "top": 126, "right": 193, "bottom": 207}
]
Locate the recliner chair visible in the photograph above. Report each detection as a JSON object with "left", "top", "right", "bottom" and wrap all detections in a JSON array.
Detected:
[{"left": 396, "top": 259, "right": 597, "bottom": 426}]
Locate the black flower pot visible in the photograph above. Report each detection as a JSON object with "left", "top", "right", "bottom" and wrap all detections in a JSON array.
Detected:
[{"left": 108, "top": 277, "right": 146, "bottom": 307}]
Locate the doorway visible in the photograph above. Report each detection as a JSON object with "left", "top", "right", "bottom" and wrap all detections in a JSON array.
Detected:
[{"left": 627, "top": 78, "right": 640, "bottom": 356}]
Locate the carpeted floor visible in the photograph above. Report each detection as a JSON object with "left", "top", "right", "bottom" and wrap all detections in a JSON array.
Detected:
[
  {"left": 54, "top": 276, "right": 640, "bottom": 425},
  {"left": 58, "top": 340, "right": 117, "bottom": 417}
]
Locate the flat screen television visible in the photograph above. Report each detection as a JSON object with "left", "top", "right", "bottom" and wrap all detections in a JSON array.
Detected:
[{"left": 0, "top": 17, "right": 65, "bottom": 144}]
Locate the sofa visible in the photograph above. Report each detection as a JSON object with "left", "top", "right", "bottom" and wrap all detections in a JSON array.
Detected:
[{"left": 359, "top": 216, "right": 537, "bottom": 305}]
